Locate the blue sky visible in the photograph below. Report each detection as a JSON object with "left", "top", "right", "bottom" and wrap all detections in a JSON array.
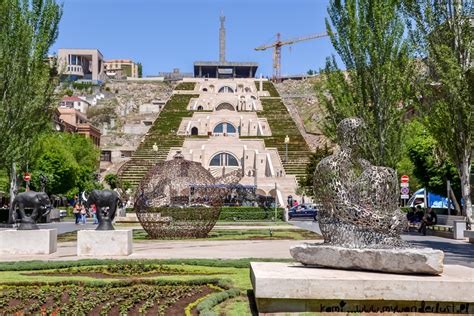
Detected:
[{"left": 51, "top": 0, "right": 337, "bottom": 77}]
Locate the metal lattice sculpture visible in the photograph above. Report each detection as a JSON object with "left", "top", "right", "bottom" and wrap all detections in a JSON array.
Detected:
[
  {"left": 314, "top": 118, "right": 409, "bottom": 248},
  {"left": 134, "top": 152, "right": 240, "bottom": 238}
]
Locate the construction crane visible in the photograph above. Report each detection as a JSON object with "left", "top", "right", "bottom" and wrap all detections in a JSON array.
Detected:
[{"left": 255, "top": 32, "right": 329, "bottom": 81}]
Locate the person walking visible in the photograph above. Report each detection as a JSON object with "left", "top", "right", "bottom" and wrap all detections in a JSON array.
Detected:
[
  {"left": 80, "top": 204, "right": 87, "bottom": 225},
  {"left": 91, "top": 204, "right": 98, "bottom": 224},
  {"left": 73, "top": 202, "right": 80, "bottom": 224}
]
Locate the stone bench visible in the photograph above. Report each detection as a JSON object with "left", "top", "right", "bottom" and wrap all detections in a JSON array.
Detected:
[
  {"left": 427, "top": 215, "right": 466, "bottom": 239},
  {"left": 464, "top": 230, "right": 474, "bottom": 243}
]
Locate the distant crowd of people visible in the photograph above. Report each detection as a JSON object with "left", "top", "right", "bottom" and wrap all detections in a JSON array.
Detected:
[{"left": 72, "top": 202, "right": 98, "bottom": 225}]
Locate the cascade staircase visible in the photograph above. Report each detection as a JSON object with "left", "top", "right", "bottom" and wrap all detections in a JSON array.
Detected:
[
  {"left": 118, "top": 94, "right": 198, "bottom": 188},
  {"left": 259, "top": 84, "right": 311, "bottom": 183}
]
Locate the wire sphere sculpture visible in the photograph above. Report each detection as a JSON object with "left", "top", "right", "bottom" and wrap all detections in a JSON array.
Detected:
[{"left": 134, "top": 152, "right": 224, "bottom": 238}]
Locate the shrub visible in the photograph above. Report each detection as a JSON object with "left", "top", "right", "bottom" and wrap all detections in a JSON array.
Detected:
[
  {"left": 196, "top": 288, "right": 241, "bottom": 315},
  {"left": 219, "top": 207, "right": 284, "bottom": 221}
]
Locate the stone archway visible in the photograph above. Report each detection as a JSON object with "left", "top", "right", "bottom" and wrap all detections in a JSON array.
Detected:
[
  {"left": 215, "top": 103, "right": 235, "bottom": 111},
  {"left": 191, "top": 127, "right": 198, "bottom": 135}
]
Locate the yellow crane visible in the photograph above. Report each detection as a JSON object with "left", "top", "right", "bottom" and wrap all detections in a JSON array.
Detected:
[{"left": 255, "top": 32, "right": 329, "bottom": 81}]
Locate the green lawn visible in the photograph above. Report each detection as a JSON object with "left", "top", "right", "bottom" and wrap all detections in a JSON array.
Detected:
[{"left": 58, "top": 228, "right": 321, "bottom": 242}]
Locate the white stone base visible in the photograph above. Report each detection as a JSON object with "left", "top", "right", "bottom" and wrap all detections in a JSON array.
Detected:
[
  {"left": 464, "top": 229, "right": 474, "bottom": 243},
  {"left": 251, "top": 262, "right": 474, "bottom": 314},
  {"left": 0, "top": 229, "right": 57, "bottom": 255},
  {"left": 77, "top": 230, "right": 132, "bottom": 257}
]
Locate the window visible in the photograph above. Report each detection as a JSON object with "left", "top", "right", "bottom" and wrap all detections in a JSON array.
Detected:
[
  {"left": 218, "top": 86, "right": 234, "bottom": 93},
  {"left": 227, "top": 124, "right": 236, "bottom": 133},
  {"left": 213, "top": 123, "right": 224, "bottom": 133},
  {"left": 213, "top": 122, "right": 237, "bottom": 134},
  {"left": 209, "top": 153, "right": 239, "bottom": 167}
]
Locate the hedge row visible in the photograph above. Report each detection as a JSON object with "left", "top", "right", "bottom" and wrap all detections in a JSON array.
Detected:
[
  {"left": 218, "top": 207, "right": 284, "bottom": 221},
  {"left": 0, "top": 258, "right": 293, "bottom": 271},
  {"left": 197, "top": 288, "right": 241, "bottom": 316}
]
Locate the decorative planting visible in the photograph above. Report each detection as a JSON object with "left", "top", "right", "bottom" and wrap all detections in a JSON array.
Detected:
[{"left": 0, "top": 281, "right": 220, "bottom": 315}]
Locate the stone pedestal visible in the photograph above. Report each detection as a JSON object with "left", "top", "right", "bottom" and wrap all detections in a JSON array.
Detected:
[
  {"left": 464, "top": 229, "right": 474, "bottom": 243},
  {"left": 0, "top": 229, "right": 57, "bottom": 255},
  {"left": 77, "top": 229, "right": 132, "bottom": 257},
  {"left": 453, "top": 220, "right": 466, "bottom": 240},
  {"left": 290, "top": 243, "right": 444, "bottom": 275},
  {"left": 251, "top": 262, "right": 474, "bottom": 314}
]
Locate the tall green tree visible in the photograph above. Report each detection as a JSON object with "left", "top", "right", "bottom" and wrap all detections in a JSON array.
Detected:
[
  {"left": 30, "top": 133, "right": 100, "bottom": 196},
  {"left": 318, "top": 0, "right": 414, "bottom": 168},
  {"left": 0, "top": 0, "right": 62, "bottom": 221},
  {"left": 403, "top": 0, "right": 473, "bottom": 221},
  {"left": 137, "top": 62, "right": 143, "bottom": 78}
]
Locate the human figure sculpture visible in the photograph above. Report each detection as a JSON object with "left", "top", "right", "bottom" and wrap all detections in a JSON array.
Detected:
[
  {"left": 314, "top": 118, "right": 408, "bottom": 248},
  {"left": 84, "top": 189, "right": 121, "bottom": 230},
  {"left": 11, "top": 191, "right": 52, "bottom": 230},
  {"left": 39, "top": 174, "right": 48, "bottom": 192}
]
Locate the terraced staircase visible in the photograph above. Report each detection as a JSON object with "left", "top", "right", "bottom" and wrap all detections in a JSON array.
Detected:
[
  {"left": 258, "top": 85, "right": 312, "bottom": 183},
  {"left": 118, "top": 94, "right": 198, "bottom": 188}
]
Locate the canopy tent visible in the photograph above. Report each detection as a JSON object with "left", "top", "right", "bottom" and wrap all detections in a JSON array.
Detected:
[{"left": 407, "top": 188, "right": 458, "bottom": 209}]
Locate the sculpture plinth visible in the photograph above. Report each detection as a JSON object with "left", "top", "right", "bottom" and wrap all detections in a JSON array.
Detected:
[{"left": 291, "top": 118, "right": 444, "bottom": 275}]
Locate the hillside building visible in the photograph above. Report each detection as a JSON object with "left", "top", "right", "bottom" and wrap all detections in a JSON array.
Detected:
[
  {"left": 104, "top": 59, "right": 139, "bottom": 78},
  {"left": 54, "top": 107, "right": 101, "bottom": 147},
  {"left": 57, "top": 48, "right": 106, "bottom": 82}
]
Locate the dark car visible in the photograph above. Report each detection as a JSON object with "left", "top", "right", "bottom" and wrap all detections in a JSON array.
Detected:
[{"left": 288, "top": 204, "right": 317, "bottom": 221}]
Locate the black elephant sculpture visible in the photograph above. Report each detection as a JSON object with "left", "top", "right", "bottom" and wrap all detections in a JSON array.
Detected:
[
  {"left": 84, "top": 189, "right": 121, "bottom": 230},
  {"left": 11, "top": 191, "right": 52, "bottom": 230}
]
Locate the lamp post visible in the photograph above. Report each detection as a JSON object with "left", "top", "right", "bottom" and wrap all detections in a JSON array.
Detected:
[
  {"left": 284, "top": 135, "right": 290, "bottom": 162},
  {"left": 152, "top": 142, "right": 158, "bottom": 161}
]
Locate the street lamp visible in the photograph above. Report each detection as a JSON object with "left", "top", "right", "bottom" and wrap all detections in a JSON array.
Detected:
[
  {"left": 284, "top": 135, "right": 290, "bottom": 162},
  {"left": 152, "top": 142, "right": 158, "bottom": 160}
]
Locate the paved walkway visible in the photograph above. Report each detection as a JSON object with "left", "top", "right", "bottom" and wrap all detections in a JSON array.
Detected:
[{"left": 1, "top": 221, "right": 472, "bottom": 267}]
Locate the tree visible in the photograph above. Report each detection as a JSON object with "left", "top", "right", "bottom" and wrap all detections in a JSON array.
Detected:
[
  {"left": 300, "top": 145, "right": 333, "bottom": 197},
  {"left": 318, "top": 0, "right": 414, "bottom": 168},
  {"left": 307, "top": 69, "right": 314, "bottom": 75},
  {"left": 137, "top": 62, "right": 143, "bottom": 78},
  {"left": 403, "top": 0, "right": 473, "bottom": 222},
  {"left": 0, "top": 0, "right": 62, "bottom": 221},
  {"left": 104, "top": 174, "right": 118, "bottom": 189},
  {"left": 29, "top": 133, "right": 100, "bottom": 196},
  {"left": 404, "top": 120, "right": 460, "bottom": 198}
]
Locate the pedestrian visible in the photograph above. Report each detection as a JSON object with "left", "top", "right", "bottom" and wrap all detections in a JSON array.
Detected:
[
  {"left": 419, "top": 207, "right": 437, "bottom": 236},
  {"left": 293, "top": 200, "right": 298, "bottom": 207},
  {"left": 301, "top": 194, "right": 305, "bottom": 205},
  {"left": 80, "top": 204, "right": 87, "bottom": 224},
  {"left": 91, "top": 204, "right": 98, "bottom": 224},
  {"left": 73, "top": 202, "right": 80, "bottom": 224}
]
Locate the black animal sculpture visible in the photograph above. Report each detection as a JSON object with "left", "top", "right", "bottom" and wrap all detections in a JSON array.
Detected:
[
  {"left": 84, "top": 189, "right": 121, "bottom": 230},
  {"left": 11, "top": 191, "right": 52, "bottom": 230}
]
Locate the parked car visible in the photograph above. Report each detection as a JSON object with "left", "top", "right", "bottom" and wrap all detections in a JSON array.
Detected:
[{"left": 288, "top": 204, "right": 317, "bottom": 221}]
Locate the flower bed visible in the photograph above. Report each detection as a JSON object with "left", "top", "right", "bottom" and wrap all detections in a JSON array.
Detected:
[{"left": 0, "top": 280, "right": 222, "bottom": 315}]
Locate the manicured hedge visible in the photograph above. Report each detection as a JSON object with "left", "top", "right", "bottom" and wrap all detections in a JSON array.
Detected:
[
  {"left": 218, "top": 207, "right": 284, "bottom": 221},
  {"left": 197, "top": 288, "right": 241, "bottom": 316}
]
